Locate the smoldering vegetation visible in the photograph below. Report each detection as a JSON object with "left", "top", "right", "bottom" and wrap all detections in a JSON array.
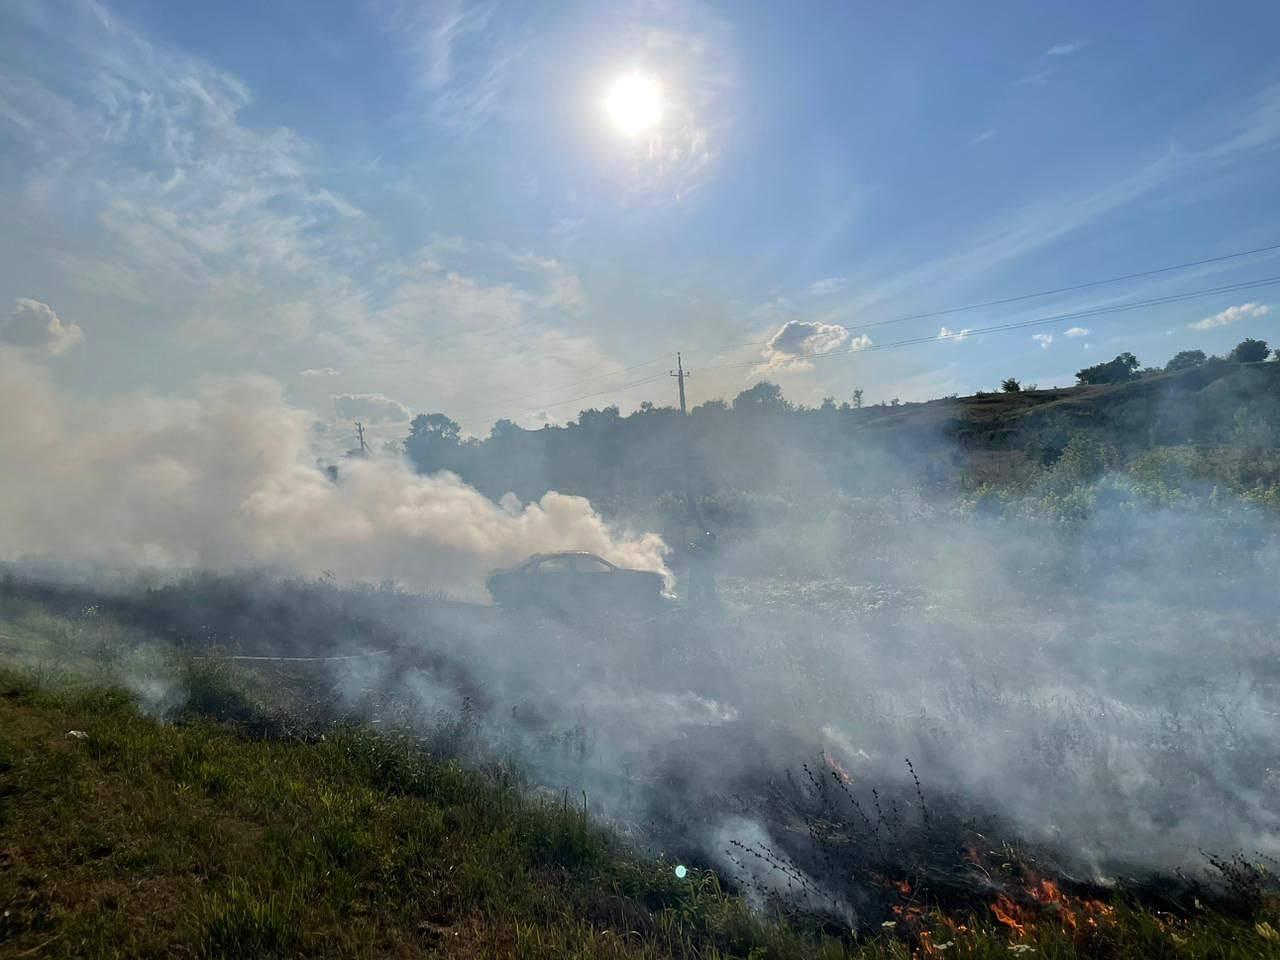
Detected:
[
  {"left": 5, "top": 345, "right": 1280, "bottom": 930},
  {"left": 6, "top": 478, "right": 1280, "bottom": 929}
]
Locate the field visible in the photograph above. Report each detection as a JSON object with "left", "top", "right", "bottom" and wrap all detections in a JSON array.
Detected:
[{"left": 2, "top": 569, "right": 1280, "bottom": 959}]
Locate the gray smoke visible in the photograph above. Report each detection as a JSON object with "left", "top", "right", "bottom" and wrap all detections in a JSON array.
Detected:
[{"left": 5, "top": 341, "right": 1280, "bottom": 893}]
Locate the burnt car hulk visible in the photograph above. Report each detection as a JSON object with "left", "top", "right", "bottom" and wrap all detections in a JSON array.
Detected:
[{"left": 485, "top": 551, "right": 673, "bottom": 614}]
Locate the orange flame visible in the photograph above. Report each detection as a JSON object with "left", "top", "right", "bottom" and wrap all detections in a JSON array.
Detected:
[{"left": 991, "top": 896, "right": 1026, "bottom": 937}]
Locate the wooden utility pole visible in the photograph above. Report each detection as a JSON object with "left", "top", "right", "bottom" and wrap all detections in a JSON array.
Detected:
[
  {"left": 355, "top": 421, "right": 368, "bottom": 456},
  {"left": 670, "top": 352, "right": 690, "bottom": 415}
]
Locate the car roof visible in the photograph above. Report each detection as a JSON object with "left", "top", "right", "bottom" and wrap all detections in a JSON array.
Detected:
[{"left": 527, "top": 551, "right": 610, "bottom": 563}]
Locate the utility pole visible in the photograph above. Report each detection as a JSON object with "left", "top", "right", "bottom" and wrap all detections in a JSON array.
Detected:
[
  {"left": 670, "top": 352, "right": 690, "bottom": 415},
  {"left": 355, "top": 421, "right": 368, "bottom": 456}
]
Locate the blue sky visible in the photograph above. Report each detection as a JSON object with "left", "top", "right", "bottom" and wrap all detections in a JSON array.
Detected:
[{"left": 2, "top": 0, "right": 1279, "bottom": 439}]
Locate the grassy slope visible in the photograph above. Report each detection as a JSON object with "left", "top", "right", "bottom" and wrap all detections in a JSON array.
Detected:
[{"left": 2, "top": 609, "right": 1279, "bottom": 959}]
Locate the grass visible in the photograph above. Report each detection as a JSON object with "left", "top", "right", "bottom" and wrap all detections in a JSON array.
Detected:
[{"left": 2, "top": 599, "right": 1280, "bottom": 958}]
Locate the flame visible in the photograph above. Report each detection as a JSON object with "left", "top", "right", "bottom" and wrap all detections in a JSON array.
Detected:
[
  {"left": 991, "top": 896, "right": 1026, "bottom": 937},
  {"left": 824, "top": 753, "right": 853, "bottom": 783}
]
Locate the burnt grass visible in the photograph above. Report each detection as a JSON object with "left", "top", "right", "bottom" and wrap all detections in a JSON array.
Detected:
[{"left": 3, "top": 574, "right": 1280, "bottom": 957}]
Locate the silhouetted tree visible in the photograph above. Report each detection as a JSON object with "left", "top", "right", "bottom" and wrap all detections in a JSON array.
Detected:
[
  {"left": 1076, "top": 352, "right": 1139, "bottom": 385},
  {"left": 850, "top": 388, "right": 864, "bottom": 409},
  {"left": 405, "top": 413, "right": 463, "bottom": 473},
  {"left": 1229, "top": 338, "right": 1270, "bottom": 364},
  {"left": 1001, "top": 378, "right": 1022, "bottom": 393},
  {"left": 732, "top": 381, "right": 789, "bottom": 413},
  {"left": 1166, "top": 349, "right": 1207, "bottom": 372}
]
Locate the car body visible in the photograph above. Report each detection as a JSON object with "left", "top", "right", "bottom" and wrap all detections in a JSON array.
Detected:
[{"left": 486, "top": 551, "right": 671, "bottom": 613}]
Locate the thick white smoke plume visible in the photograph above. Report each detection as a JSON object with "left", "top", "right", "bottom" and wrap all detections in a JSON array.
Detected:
[{"left": 0, "top": 348, "right": 664, "bottom": 600}]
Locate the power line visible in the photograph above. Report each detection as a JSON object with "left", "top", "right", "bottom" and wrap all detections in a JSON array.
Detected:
[
  {"left": 683, "top": 239, "right": 1280, "bottom": 354},
  {"left": 442, "top": 240, "right": 1280, "bottom": 425},
  {"left": 697, "top": 274, "right": 1280, "bottom": 374},
  {"left": 461, "top": 355, "right": 667, "bottom": 420},
  {"left": 495, "top": 274, "right": 1280, "bottom": 420}
]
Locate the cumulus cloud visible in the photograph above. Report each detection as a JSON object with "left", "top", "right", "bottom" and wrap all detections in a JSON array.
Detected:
[
  {"left": 1064, "top": 326, "right": 1090, "bottom": 337},
  {"left": 1, "top": 299, "right": 83, "bottom": 355},
  {"left": 760, "top": 319, "right": 852, "bottom": 371},
  {"left": 1189, "top": 302, "right": 1270, "bottom": 330},
  {"left": 1032, "top": 333, "right": 1055, "bottom": 349},
  {"left": 300, "top": 367, "right": 341, "bottom": 378},
  {"left": 0, "top": 352, "right": 665, "bottom": 601},
  {"left": 938, "top": 326, "right": 972, "bottom": 342},
  {"left": 332, "top": 393, "right": 411, "bottom": 423}
]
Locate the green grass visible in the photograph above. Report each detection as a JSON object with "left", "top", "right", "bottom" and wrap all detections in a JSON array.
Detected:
[{"left": 1, "top": 602, "right": 1279, "bottom": 958}]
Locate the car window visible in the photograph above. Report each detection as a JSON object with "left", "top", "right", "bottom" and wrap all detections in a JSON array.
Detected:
[
  {"left": 573, "top": 556, "right": 613, "bottom": 574},
  {"left": 534, "top": 556, "right": 571, "bottom": 573}
]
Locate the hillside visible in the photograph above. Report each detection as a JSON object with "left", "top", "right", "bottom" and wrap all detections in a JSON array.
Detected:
[{"left": 3, "top": 601, "right": 1280, "bottom": 959}]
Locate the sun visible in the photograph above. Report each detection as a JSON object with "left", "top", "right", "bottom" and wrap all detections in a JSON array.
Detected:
[{"left": 604, "top": 72, "right": 663, "bottom": 137}]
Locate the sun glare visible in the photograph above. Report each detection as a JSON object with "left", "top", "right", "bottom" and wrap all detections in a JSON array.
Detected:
[{"left": 604, "top": 72, "right": 662, "bottom": 137}]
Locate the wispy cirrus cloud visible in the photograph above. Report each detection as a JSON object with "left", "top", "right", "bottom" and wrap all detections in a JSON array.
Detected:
[
  {"left": 1046, "top": 41, "right": 1085, "bottom": 57},
  {"left": 0, "top": 1, "right": 629, "bottom": 434},
  {"left": 808, "top": 277, "right": 846, "bottom": 297},
  {"left": 382, "top": 0, "right": 520, "bottom": 132}
]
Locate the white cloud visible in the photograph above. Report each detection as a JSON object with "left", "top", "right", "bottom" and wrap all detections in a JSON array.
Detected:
[
  {"left": 937, "top": 326, "right": 972, "bottom": 343},
  {"left": 972, "top": 129, "right": 997, "bottom": 144},
  {"left": 300, "top": 367, "right": 341, "bottom": 378},
  {"left": 1, "top": 298, "right": 83, "bottom": 355},
  {"left": 760, "top": 319, "right": 851, "bottom": 371},
  {"left": 848, "top": 334, "right": 872, "bottom": 351},
  {"left": 1189, "top": 302, "right": 1270, "bottom": 330},
  {"left": 0, "top": 3, "right": 373, "bottom": 354},
  {"left": 1032, "top": 333, "right": 1055, "bottom": 349},
  {"left": 1064, "top": 326, "right": 1090, "bottom": 337},
  {"left": 1046, "top": 42, "right": 1084, "bottom": 57},
  {"left": 332, "top": 393, "right": 411, "bottom": 423},
  {"left": 808, "top": 277, "right": 846, "bottom": 297}
]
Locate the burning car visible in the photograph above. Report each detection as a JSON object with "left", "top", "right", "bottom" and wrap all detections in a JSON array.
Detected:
[{"left": 486, "top": 551, "right": 672, "bottom": 613}]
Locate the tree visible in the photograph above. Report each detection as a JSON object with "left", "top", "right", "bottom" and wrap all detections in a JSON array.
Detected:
[
  {"left": 577, "top": 405, "right": 621, "bottom": 430},
  {"left": 405, "top": 413, "right": 463, "bottom": 474},
  {"left": 1001, "top": 378, "right": 1022, "bottom": 393},
  {"left": 408, "top": 413, "right": 460, "bottom": 444},
  {"left": 489, "top": 418, "right": 520, "bottom": 441},
  {"left": 1229, "top": 338, "right": 1270, "bottom": 364},
  {"left": 850, "top": 388, "right": 865, "bottom": 409},
  {"left": 1165, "top": 349, "right": 1206, "bottom": 372},
  {"left": 732, "top": 380, "right": 789, "bottom": 413},
  {"left": 1076, "top": 352, "right": 1139, "bottom": 385}
]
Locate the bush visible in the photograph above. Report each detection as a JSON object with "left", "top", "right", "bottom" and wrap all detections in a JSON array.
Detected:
[{"left": 1000, "top": 378, "right": 1021, "bottom": 393}]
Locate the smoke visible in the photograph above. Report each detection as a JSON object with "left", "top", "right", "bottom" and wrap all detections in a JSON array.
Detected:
[
  {"left": 0, "top": 347, "right": 665, "bottom": 600},
  {"left": 7, "top": 341, "right": 1280, "bottom": 911}
]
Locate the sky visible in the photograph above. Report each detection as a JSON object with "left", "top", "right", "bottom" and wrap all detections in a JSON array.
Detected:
[{"left": 2, "top": 0, "right": 1279, "bottom": 443}]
